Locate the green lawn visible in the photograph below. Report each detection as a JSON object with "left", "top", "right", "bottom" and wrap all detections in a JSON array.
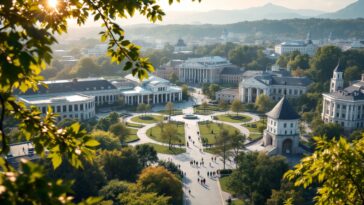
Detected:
[
  {"left": 125, "top": 122, "right": 144, "bottom": 128},
  {"left": 220, "top": 176, "right": 245, "bottom": 205},
  {"left": 146, "top": 122, "right": 185, "bottom": 145},
  {"left": 125, "top": 128, "right": 139, "bottom": 143},
  {"left": 130, "top": 115, "right": 165, "bottom": 124},
  {"left": 157, "top": 109, "right": 183, "bottom": 116},
  {"left": 198, "top": 121, "right": 240, "bottom": 145},
  {"left": 214, "top": 114, "right": 252, "bottom": 123},
  {"left": 194, "top": 105, "right": 225, "bottom": 115},
  {"left": 143, "top": 143, "right": 185, "bottom": 155},
  {"left": 243, "top": 120, "right": 266, "bottom": 141},
  {"left": 243, "top": 120, "right": 266, "bottom": 133},
  {"left": 248, "top": 133, "right": 262, "bottom": 141}
]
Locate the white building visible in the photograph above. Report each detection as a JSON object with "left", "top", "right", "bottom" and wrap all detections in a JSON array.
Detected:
[
  {"left": 122, "top": 74, "right": 182, "bottom": 105},
  {"left": 177, "top": 56, "right": 236, "bottom": 84},
  {"left": 275, "top": 33, "right": 317, "bottom": 56},
  {"left": 263, "top": 97, "right": 301, "bottom": 155},
  {"left": 215, "top": 88, "right": 239, "bottom": 103},
  {"left": 17, "top": 78, "right": 120, "bottom": 121},
  {"left": 322, "top": 64, "right": 364, "bottom": 131},
  {"left": 239, "top": 68, "right": 311, "bottom": 103},
  {"left": 19, "top": 94, "right": 95, "bottom": 121}
]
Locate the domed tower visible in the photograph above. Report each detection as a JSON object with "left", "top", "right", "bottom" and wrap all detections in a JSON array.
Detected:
[
  {"left": 263, "top": 96, "right": 301, "bottom": 155},
  {"left": 330, "top": 62, "right": 344, "bottom": 93}
]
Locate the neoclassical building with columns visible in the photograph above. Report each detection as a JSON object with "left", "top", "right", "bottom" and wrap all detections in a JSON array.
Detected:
[
  {"left": 322, "top": 64, "right": 364, "bottom": 131},
  {"left": 122, "top": 74, "right": 182, "bottom": 105},
  {"left": 177, "top": 56, "right": 238, "bottom": 84},
  {"left": 239, "top": 68, "right": 311, "bottom": 103}
]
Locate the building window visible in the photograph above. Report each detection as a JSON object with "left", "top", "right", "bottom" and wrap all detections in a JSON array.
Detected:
[
  {"left": 80, "top": 104, "right": 84, "bottom": 111},
  {"left": 57, "top": 106, "right": 61, "bottom": 112},
  {"left": 75, "top": 104, "right": 78, "bottom": 111},
  {"left": 284, "top": 123, "right": 287, "bottom": 128},
  {"left": 290, "top": 123, "right": 293, "bottom": 128},
  {"left": 63, "top": 105, "right": 67, "bottom": 112},
  {"left": 42, "top": 107, "right": 46, "bottom": 114},
  {"left": 69, "top": 105, "right": 73, "bottom": 112}
]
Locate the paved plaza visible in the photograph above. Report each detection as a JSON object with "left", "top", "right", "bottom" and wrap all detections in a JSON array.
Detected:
[{"left": 123, "top": 92, "right": 261, "bottom": 205}]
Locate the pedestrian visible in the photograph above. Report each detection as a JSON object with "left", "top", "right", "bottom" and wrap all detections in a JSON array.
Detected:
[
  {"left": 189, "top": 189, "right": 191, "bottom": 195},
  {"left": 207, "top": 171, "right": 210, "bottom": 177},
  {"left": 198, "top": 178, "right": 200, "bottom": 183},
  {"left": 209, "top": 162, "right": 211, "bottom": 167},
  {"left": 197, "top": 170, "right": 200, "bottom": 175}
]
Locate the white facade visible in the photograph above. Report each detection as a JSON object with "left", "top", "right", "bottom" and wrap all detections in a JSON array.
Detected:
[
  {"left": 322, "top": 71, "right": 364, "bottom": 131},
  {"left": 215, "top": 88, "right": 239, "bottom": 103},
  {"left": 275, "top": 37, "right": 317, "bottom": 56},
  {"left": 122, "top": 74, "right": 182, "bottom": 105},
  {"left": 19, "top": 94, "right": 96, "bottom": 121},
  {"left": 177, "top": 56, "right": 232, "bottom": 84},
  {"left": 263, "top": 97, "right": 301, "bottom": 155},
  {"left": 239, "top": 70, "right": 310, "bottom": 103}
]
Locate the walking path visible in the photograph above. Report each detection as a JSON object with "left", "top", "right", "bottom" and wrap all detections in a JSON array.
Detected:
[{"left": 124, "top": 107, "right": 261, "bottom": 205}]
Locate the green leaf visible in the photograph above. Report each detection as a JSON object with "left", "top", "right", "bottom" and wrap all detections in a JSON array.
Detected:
[
  {"left": 85, "top": 139, "right": 100, "bottom": 147},
  {"left": 71, "top": 123, "right": 81, "bottom": 133},
  {"left": 51, "top": 154, "right": 62, "bottom": 169}
]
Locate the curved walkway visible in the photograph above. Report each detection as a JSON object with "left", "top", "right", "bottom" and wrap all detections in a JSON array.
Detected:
[{"left": 123, "top": 108, "right": 261, "bottom": 205}]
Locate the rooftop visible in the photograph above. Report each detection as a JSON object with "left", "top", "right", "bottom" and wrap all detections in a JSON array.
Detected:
[
  {"left": 266, "top": 97, "right": 300, "bottom": 120},
  {"left": 19, "top": 94, "right": 93, "bottom": 105},
  {"left": 19, "top": 78, "right": 117, "bottom": 95}
]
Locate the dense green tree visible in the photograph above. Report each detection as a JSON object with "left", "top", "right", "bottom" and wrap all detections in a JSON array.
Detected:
[
  {"left": 136, "top": 144, "right": 158, "bottom": 168},
  {"left": 161, "top": 123, "right": 179, "bottom": 149},
  {"left": 231, "top": 99, "right": 243, "bottom": 116},
  {"left": 285, "top": 135, "right": 364, "bottom": 204},
  {"left": 266, "top": 181, "right": 308, "bottom": 205},
  {"left": 312, "top": 123, "right": 344, "bottom": 140},
  {"left": 307, "top": 46, "right": 342, "bottom": 82},
  {"left": 344, "top": 65, "right": 362, "bottom": 83},
  {"left": 98, "top": 148, "right": 141, "bottom": 181},
  {"left": 137, "top": 166, "right": 183, "bottom": 205},
  {"left": 45, "top": 159, "right": 107, "bottom": 202},
  {"left": 119, "top": 191, "right": 169, "bottom": 205},
  {"left": 109, "top": 123, "right": 130, "bottom": 144},
  {"left": 158, "top": 160, "right": 183, "bottom": 178},
  {"left": 208, "top": 84, "right": 221, "bottom": 99},
  {"left": 288, "top": 54, "right": 310, "bottom": 70},
  {"left": 215, "top": 129, "right": 232, "bottom": 170},
  {"left": 107, "top": 112, "right": 121, "bottom": 125},
  {"left": 71, "top": 58, "right": 101, "bottom": 77},
  {"left": 228, "top": 152, "right": 288, "bottom": 205},
  {"left": 255, "top": 94, "right": 273, "bottom": 113},
  {"left": 99, "top": 180, "right": 131, "bottom": 204},
  {"left": 95, "top": 118, "right": 112, "bottom": 131},
  {"left": 230, "top": 132, "right": 246, "bottom": 167},
  {"left": 91, "top": 130, "right": 121, "bottom": 151}
]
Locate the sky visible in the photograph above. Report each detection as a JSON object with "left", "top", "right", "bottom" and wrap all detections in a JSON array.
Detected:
[{"left": 158, "top": 0, "right": 356, "bottom": 12}]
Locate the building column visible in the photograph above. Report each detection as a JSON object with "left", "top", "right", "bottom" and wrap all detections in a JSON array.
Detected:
[
  {"left": 248, "top": 88, "right": 252, "bottom": 103},
  {"left": 241, "top": 87, "right": 245, "bottom": 103}
]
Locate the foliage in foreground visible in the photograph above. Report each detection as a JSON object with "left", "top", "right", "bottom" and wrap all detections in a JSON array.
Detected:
[
  {"left": 0, "top": 0, "right": 200, "bottom": 203},
  {"left": 285, "top": 135, "right": 364, "bottom": 205}
]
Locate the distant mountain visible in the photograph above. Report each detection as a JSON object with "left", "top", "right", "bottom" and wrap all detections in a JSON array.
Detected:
[
  {"left": 320, "top": 0, "right": 364, "bottom": 19},
  {"left": 149, "top": 3, "right": 325, "bottom": 24}
]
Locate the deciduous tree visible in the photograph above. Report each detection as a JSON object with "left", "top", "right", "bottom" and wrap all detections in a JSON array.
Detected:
[
  {"left": 137, "top": 166, "right": 183, "bottom": 205},
  {"left": 285, "top": 135, "right": 364, "bottom": 204}
]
